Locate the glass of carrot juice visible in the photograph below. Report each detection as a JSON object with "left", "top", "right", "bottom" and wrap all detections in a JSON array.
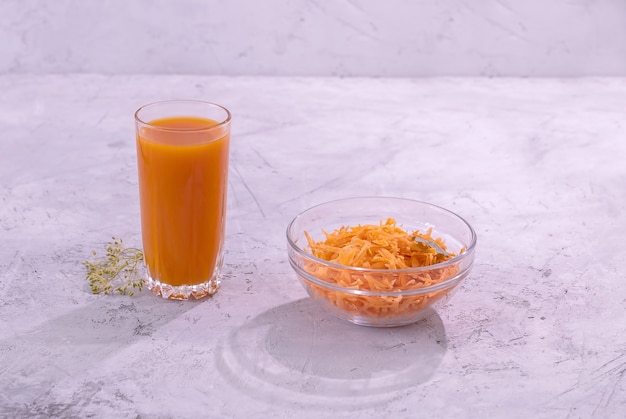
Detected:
[{"left": 134, "top": 100, "right": 231, "bottom": 300}]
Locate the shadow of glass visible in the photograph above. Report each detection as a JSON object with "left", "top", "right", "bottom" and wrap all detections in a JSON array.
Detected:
[
  {"left": 216, "top": 298, "right": 447, "bottom": 410},
  {"left": 0, "top": 293, "right": 199, "bottom": 406},
  {"left": 17, "top": 293, "right": 200, "bottom": 344}
]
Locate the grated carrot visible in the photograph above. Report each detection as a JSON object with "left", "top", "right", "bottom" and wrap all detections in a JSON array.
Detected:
[{"left": 302, "top": 218, "right": 462, "bottom": 323}]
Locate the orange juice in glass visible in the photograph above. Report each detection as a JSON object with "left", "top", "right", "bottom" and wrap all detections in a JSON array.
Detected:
[{"left": 134, "top": 100, "right": 231, "bottom": 300}]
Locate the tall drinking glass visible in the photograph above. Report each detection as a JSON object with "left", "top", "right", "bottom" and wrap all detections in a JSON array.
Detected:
[{"left": 134, "top": 100, "right": 231, "bottom": 300}]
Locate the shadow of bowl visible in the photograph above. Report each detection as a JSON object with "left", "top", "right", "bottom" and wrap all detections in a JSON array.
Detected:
[{"left": 216, "top": 298, "right": 447, "bottom": 410}]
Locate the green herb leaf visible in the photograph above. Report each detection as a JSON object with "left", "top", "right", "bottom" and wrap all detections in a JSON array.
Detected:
[{"left": 84, "top": 237, "right": 145, "bottom": 296}]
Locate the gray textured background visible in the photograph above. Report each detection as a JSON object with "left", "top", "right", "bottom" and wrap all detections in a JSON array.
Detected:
[{"left": 1, "top": 0, "right": 625, "bottom": 76}]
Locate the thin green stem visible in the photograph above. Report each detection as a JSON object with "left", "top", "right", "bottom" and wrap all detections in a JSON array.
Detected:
[{"left": 84, "top": 238, "right": 145, "bottom": 296}]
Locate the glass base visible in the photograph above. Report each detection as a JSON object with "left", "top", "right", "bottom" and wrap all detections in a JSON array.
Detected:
[{"left": 146, "top": 274, "right": 220, "bottom": 300}]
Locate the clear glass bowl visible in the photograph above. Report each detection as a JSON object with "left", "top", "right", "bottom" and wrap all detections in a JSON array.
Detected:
[{"left": 286, "top": 197, "right": 477, "bottom": 327}]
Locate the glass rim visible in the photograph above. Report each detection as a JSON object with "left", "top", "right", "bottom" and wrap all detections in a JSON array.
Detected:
[{"left": 134, "top": 99, "right": 232, "bottom": 132}]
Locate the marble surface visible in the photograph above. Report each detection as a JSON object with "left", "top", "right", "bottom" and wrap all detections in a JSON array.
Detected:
[
  {"left": 2, "top": 0, "right": 626, "bottom": 77},
  {"left": 1, "top": 74, "right": 625, "bottom": 418}
]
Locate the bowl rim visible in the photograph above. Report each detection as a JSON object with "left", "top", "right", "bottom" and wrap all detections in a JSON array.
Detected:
[{"left": 286, "top": 196, "right": 477, "bottom": 276}]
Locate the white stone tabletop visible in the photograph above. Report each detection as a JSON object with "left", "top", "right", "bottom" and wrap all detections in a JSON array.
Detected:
[{"left": 1, "top": 75, "right": 625, "bottom": 418}]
